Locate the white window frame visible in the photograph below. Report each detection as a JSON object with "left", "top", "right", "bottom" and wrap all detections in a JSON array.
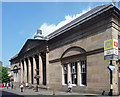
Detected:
[
  {"left": 62, "top": 64, "right": 67, "bottom": 85},
  {"left": 80, "top": 60, "right": 86, "bottom": 86},
  {"left": 70, "top": 62, "right": 77, "bottom": 85}
]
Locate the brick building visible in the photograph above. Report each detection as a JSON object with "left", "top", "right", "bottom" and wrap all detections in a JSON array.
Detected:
[{"left": 10, "top": 3, "right": 120, "bottom": 95}]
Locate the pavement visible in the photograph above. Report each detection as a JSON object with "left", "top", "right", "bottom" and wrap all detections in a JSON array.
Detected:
[
  {"left": 1, "top": 87, "right": 119, "bottom": 97},
  {"left": 0, "top": 87, "right": 101, "bottom": 96}
]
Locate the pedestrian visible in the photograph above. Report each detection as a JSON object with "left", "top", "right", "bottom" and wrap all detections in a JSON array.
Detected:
[
  {"left": 11, "top": 83, "right": 14, "bottom": 89},
  {"left": 3, "top": 82, "right": 6, "bottom": 87},
  {"left": 20, "top": 83, "right": 24, "bottom": 92},
  {"left": 25, "top": 82, "right": 28, "bottom": 89},
  {"left": 1, "top": 83, "right": 3, "bottom": 88},
  {"left": 67, "top": 81, "right": 72, "bottom": 93},
  {"left": 6, "top": 82, "right": 9, "bottom": 89}
]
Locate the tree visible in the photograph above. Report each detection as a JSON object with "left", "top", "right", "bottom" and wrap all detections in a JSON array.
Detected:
[{"left": 1, "top": 66, "right": 11, "bottom": 83}]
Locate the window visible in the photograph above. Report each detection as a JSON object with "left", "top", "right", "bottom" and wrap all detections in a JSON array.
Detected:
[
  {"left": 63, "top": 64, "right": 67, "bottom": 84},
  {"left": 70, "top": 62, "right": 77, "bottom": 84},
  {"left": 80, "top": 60, "right": 86, "bottom": 86}
]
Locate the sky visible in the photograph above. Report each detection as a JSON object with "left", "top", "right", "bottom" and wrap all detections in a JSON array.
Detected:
[{"left": 2, "top": 1, "right": 120, "bottom": 67}]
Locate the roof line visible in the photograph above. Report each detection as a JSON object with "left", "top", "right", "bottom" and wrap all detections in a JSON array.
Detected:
[{"left": 45, "top": 3, "right": 114, "bottom": 40}]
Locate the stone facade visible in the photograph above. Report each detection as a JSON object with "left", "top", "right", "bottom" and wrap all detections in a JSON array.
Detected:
[{"left": 10, "top": 4, "right": 120, "bottom": 95}]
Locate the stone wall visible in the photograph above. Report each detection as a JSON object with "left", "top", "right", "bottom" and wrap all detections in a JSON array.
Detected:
[
  {"left": 48, "top": 30, "right": 111, "bottom": 93},
  {"left": 47, "top": 12, "right": 114, "bottom": 93}
]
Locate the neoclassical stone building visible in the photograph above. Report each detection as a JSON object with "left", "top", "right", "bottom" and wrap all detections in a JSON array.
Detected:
[{"left": 10, "top": 3, "right": 120, "bottom": 95}]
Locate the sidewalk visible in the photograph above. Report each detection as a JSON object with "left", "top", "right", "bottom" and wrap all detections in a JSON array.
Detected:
[{"left": 1, "top": 87, "right": 100, "bottom": 96}]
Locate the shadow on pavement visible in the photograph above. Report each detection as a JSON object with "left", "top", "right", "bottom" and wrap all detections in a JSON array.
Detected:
[{"left": 2, "top": 90, "right": 24, "bottom": 97}]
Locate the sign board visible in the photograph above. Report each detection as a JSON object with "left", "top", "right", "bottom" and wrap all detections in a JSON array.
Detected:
[
  {"left": 104, "top": 48, "right": 118, "bottom": 56},
  {"left": 107, "top": 65, "right": 115, "bottom": 71},
  {"left": 104, "top": 39, "right": 118, "bottom": 61},
  {"left": 104, "top": 54, "right": 118, "bottom": 61},
  {"left": 104, "top": 39, "right": 118, "bottom": 50}
]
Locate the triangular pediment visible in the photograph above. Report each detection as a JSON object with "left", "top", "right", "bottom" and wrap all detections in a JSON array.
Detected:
[{"left": 18, "top": 39, "right": 46, "bottom": 55}]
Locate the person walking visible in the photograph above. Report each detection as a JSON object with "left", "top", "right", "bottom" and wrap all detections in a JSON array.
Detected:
[
  {"left": 1, "top": 83, "right": 3, "bottom": 88},
  {"left": 67, "top": 81, "right": 72, "bottom": 93},
  {"left": 11, "top": 83, "right": 14, "bottom": 89},
  {"left": 20, "top": 83, "right": 24, "bottom": 92},
  {"left": 3, "top": 82, "right": 6, "bottom": 87},
  {"left": 6, "top": 83, "right": 9, "bottom": 89},
  {"left": 25, "top": 82, "right": 28, "bottom": 89}
]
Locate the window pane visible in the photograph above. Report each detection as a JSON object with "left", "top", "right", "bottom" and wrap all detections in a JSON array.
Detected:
[
  {"left": 64, "top": 74, "right": 67, "bottom": 84},
  {"left": 70, "top": 62, "right": 77, "bottom": 84},
  {"left": 81, "top": 73, "right": 86, "bottom": 85},
  {"left": 80, "top": 60, "right": 86, "bottom": 85},
  {"left": 63, "top": 64, "right": 67, "bottom": 84}
]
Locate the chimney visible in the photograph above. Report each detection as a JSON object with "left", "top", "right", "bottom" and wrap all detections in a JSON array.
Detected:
[{"left": 118, "top": 1, "right": 120, "bottom": 10}]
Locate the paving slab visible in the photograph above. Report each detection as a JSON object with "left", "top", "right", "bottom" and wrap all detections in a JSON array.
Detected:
[{"left": 0, "top": 87, "right": 100, "bottom": 96}]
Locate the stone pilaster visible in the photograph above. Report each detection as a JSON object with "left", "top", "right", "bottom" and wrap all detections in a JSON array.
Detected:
[
  {"left": 112, "top": 61, "right": 119, "bottom": 95},
  {"left": 46, "top": 52, "right": 49, "bottom": 85},
  {"left": 33, "top": 56, "right": 37, "bottom": 84},
  {"left": 77, "top": 62, "right": 80, "bottom": 86},
  {"left": 111, "top": 27, "right": 119, "bottom": 95},
  {"left": 24, "top": 59, "right": 27, "bottom": 83},
  {"left": 39, "top": 54, "right": 43, "bottom": 85},
  {"left": 20, "top": 61, "right": 23, "bottom": 83},
  {"left": 28, "top": 58, "right": 31, "bottom": 84},
  {"left": 62, "top": 65, "right": 64, "bottom": 84},
  {"left": 67, "top": 63, "right": 71, "bottom": 83}
]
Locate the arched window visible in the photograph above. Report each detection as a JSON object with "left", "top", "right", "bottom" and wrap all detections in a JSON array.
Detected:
[{"left": 61, "top": 46, "right": 87, "bottom": 86}]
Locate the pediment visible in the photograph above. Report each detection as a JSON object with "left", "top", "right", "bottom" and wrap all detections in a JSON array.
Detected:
[{"left": 18, "top": 39, "right": 46, "bottom": 55}]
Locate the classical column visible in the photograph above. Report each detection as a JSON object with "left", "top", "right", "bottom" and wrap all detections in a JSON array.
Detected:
[
  {"left": 18, "top": 66, "right": 21, "bottom": 83},
  {"left": 77, "top": 62, "right": 80, "bottom": 86},
  {"left": 28, "top": 58, "right": 31, "bottom": 84},
  {"left": 46, "top": 52, "right": 49, "bottom": 85},
  {"left": 20, "top": 61, "right": 23, "bottom": 83},
  {"left": 67, "top": 63, "right": 71, "bottom": 83},
  {"left": 14, "top": 73, "right": 16, "bottom": 82},
  {"left": 33, "top": 56, "right": 37, "bottom": 84},
  {"left": 39, "top": 54, "right": 43, "bottom": 85},
  {"left": 24, "top": 59, "right": 27, "bottom": 83}
]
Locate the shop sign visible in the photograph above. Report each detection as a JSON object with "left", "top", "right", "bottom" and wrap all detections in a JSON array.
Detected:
[{"left": 104, "top": 39, "right": 118, "bottom": 61}]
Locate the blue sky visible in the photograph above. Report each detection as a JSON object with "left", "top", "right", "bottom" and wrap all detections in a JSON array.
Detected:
[{"left": 2, "top": 2, "right": 119, "bottom": 67}]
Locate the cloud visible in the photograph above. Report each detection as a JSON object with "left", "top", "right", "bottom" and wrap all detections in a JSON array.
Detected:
[{"left": 35, "top": 7, "right": 91, "bottom": 37}]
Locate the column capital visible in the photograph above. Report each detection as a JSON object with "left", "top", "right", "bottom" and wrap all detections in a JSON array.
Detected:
[
  {"left": 23, "top": 58, "right": 26, "bottom": 61},
  {"left": 27, "top": 57, "right": 31, "bottom": 60},
  {"left": 22, "top": 58, "right": 26, "bottom": 61},
  {"left": 38, "top": 52, "right": 42, "bottom": 56},
  {"left": 32, "top": 55, "right": 36, "bottom": 58},
  {"left": 19, "top": 60, "right": 22, "bottom": 63}
]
